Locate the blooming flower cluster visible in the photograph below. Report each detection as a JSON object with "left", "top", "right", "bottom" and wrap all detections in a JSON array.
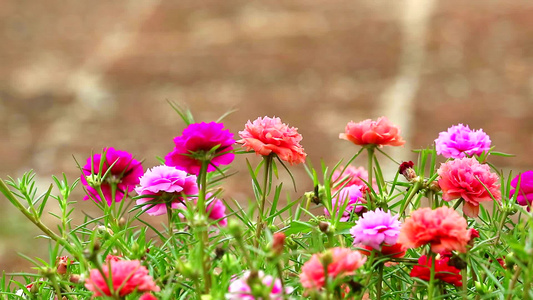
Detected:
[{"left": 350, "top": 209, "right": 401, "bottom": 250}]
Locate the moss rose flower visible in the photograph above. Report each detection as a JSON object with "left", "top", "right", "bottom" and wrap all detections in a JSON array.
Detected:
[
  {"left": 410, "top": 255, "right": 462, "bottom": 287},
  {"left": 398, "top": 207, "right": 471, "bottom": 253},
  {"left": 435, "top": 124, "right": 491, "bottom": 159},
  {"left": 81, "top": 147, "right": 144, "bottom": 206},
  {"left": 325, "top": 185, "right": 365, "bottom": 222},
  {"left": 299, "top": 247, "right": 366, "bottom": 290},
  {"left": 437, "top": 157, "right": 501, "bottom": 217},
  {"left": 350, "top": 209, "right": 401, "bottom": 250},
  {"left": 510, "top": 170, "right": 533, "bottom": 210},
  {"left": 238, "top": 116, "right": 306, "bottom": 165},
  {"left": 135, "top": 165, "right": 198, "bottom": 216},
  {"left": 227, "top": 271, "right": 291, "bottom": 300},
  {"left": 339, "top": 117, "right": 405, "bottom": 147},
  {"left": 85, "top": 259, "right": 159, "bottom": 297},
  {"left": 165, "top": 122, "right": 235, "bottom": 175}
]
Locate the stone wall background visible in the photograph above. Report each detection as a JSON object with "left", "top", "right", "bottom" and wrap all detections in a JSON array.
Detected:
[{"left": 1, "top": 0, "right": 532, "bottom": 273}]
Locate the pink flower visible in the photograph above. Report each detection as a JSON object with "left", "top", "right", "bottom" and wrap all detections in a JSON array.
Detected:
[
  {"left": 135, "top": 165, "right": 198, "bottom": 216},
  {"left": 510, "top": 170, "right": 533, "bottom": 210},
  {"left": 358, "top": 243, "right": 406, "bottom": 258},
  {"left": 238, "top": 116, "right": 306, "bottom": 165},
  {"left": 206, "top": 193, "right": 228, "bottom": 227},
  {"left": 140, "top": 293, "right": 158, "bottom": 300},
  {"left": 339, "top": 117, "right": 405, "bottom": 147},
  {"left": 85, "top": 259, "right": 159, "bottom": 297},
  {"left": 331, "top": 166, "right": 373, "bottom": 191},
  {"left": 435, "top": 124, "right": 491, "bottom": 159},
  {"left": 81, "top": 148, "right": 144, "bottom": 206},
  {"left": 165, "top": 122, "right": 235, "bottom": 175},
  {"left": 227, "top": 271, "right": 292, "bottom": 300},
  {"left": 300, "top": 247, "right": 366, "bottom": 290},
  {"left": 437, "top": 157, "right": 501, "bottom": 217},
  {"left": 398, "top": 207, "right": 471, "bottom": 253},
  {"left": 325, "top": 185, "right": 365, "bottom": 221},
  {"left": 350, "top": 209, "right": 401, "bottom": 250},
  {"left": 410, "top": 255, "right": 462, "bottom": 287}
]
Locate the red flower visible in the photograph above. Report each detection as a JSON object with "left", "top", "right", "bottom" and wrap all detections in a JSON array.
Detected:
[
  {"left": 410, "top": 255, "right": 462, "bottom": 287},
  {"left": 358, "top": 243, "right": 406, "bottom": 258},
  {"left": 339, "top": 117, "right": 405, "bottom": 147}
]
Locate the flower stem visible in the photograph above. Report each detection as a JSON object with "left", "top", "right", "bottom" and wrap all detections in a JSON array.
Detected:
[
  {"left": 255, "top": 155, "right": 273, "bottom": 247},
  {"left": 428, "top": 253, "right": 436, "bottom": 300},
  {"left": 376, "top": 262, "right": 384, "bottom": 300},
  {"left": 367, "top": 147, "right": 375, "bottom": 209},
  {"left": 197, "top": 160, "right": 211, "bottom": 293},
  {"left": 399, "top": 181, "right": 422, "bottom": 217}
]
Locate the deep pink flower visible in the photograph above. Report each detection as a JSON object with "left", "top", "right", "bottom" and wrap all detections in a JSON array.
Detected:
[
  {"left": 206, "top": 193, "right": 228, "bottom": 227},
  {"left": 165, "top": 122, "right": 235, "bottom": 175},
  {"left": 300, "top": 247, "right": 366, "bottom": 290},
  {"left": 437, "top": 157, "right": 501, "bottom": 217},
  {"left": 398, "top": 207, "right": 471, "bottom": 253},
  {"left": 410, "top": 255, "right": 462, "bottom": 287},
  {"left": 135, "top": 165, "right": 198, "bottom": 216},
  {"left": 325, "top": 185, "right": 365, "bottom": 221},
  {"left": 140, "top": 293, "right": 158, "bottom": 300},
  {"left": 238, "top": 116, "right": 306, "bottom": 165},
  {"left": 85, "top": 259, "right": 159, "bottom": 297},
  {"left": 350, "top": 209, "right": 401, "bottom": 250},
  {"left": 435, "top": 124, "right": 491, "bottom": 159},
  {"left": 510, "top": 170, "right": 533, "bottom": 210},
  {"left": 339, "top": 117, "right": 405, "bottom": 147},
  {"left": 227, "top": 271, "right": 291, "bottom": 300},
  {"left": 81, "top": 148, "right": 143, "bottom": 206}
]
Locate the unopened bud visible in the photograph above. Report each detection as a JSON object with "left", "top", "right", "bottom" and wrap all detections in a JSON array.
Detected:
[
  {"left": 56, "top": 256, "right": 70, "bottom": 275},
  {"left": 271, "top": 233, "right": 286, "bottom": 255},
  {"left": 69, "top": 274, "right": 82, "bottom": 284},
  {"left": 318, "top": 222, "right": 330, "bottom": 234},
  {"left": 321, "top": 251, "right": 333, "bottom": 267},
  {"left": 227, "top": 219, "right": 242, "bottom": 239},
  {"left": 399, "top": 161, "right": 416, "bottom": 182}
]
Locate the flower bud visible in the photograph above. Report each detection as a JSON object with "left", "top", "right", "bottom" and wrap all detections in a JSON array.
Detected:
[
  {"left": 399, "top": 161, "right": 416, "bottom": 182},
  {"left": 56, "top": 256, "right": 70, "bottom": 275},
  {"left": 69, "top": 274, "right": 83, "bottom": 284},
  {"left": 227, "top": 219, "right": 242, "bottom": 239},
  {"left": 505, "top": 253, "right": 515, "bottom": 269},
  {"left": 271, "top": 232, "right": 286, "bottom": 255},
  {"left": 318, "top": 221, "right": 330, "bottom": 234}
]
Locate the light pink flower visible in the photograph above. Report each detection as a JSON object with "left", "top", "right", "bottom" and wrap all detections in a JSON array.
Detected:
[
  {"left": 350, "top": 209, "right": 401, "bottom": 250},
  {"left": 325, "top": 185, "right": 365, "bottom": 221},
  {"left": 398, "top": 207, "right": 471, "bottom": 253},
  {"left": 300, "top": 247, "right": 366, "bottom": 290},
  {"left": 435, "top": 124, "right": 491, "bottom": 159},
  {"left": 437, "top": 157, "right": 501, "bottom": 217},
  {"left": 238, "top": 116, "right": 306, "bottom": 165},
  {"left": 135, "top": 165, "right": 198, "bottom": 216},
  {"left": 340, "top": 117, "right": 405, "bottom": 147},
  {"left": 85, "top": 259, "right": 159, "bottom": 297},
  {"left": 227, "top": 271, "right": 292, "bottom": 300}
]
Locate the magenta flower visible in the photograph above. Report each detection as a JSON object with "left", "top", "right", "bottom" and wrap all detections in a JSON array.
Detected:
[
  {"left": 510, "top": 170, "right": 533, "bottom": 210},
  {"left": 81, "top": 148, "right": 144, "bottom": 206},
  {"left": 350, "top": 209, "right": 401, "bottom": 250},
  {"left": 331, "top": 166, "right": 371, "bottom": 191},
  {"left": 206, "top": 194, "right": 228, "bottom": 227},
  {"left": 227, "top": 271, "right": 292, "bottom": 300},
  {"left": 165, "top": 122, "right": 235, "bottom": 175},
  {"left": 435, "top": 124, "right": 491, "bottom": 159},
  {"left": 135, "top": 165, "right": 198, "bottom": 216},
  {"left": 325, "top": 185, "right": 365, "bottom": 221}
]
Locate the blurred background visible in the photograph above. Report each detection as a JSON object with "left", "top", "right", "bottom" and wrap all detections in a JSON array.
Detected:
[{"left": 1, "top": 0, "right": 532, "bottom": 274}]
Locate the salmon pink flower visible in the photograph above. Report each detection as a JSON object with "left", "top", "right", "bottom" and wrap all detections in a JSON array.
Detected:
[
  {"left": 81, "top": 147, "right": 143, "bottom": 206},
  {"left": 135, "top": 165, "right": 198, "bottom": 216},
  {"left": 238, "top": 116, "right": 306, "bottom": 165},
  {"left": 300, "top": 247, "right": 366, "bottom": 290},
  {"left": 325, "top": 185, "right": 365, "bottom": 221},
  {"left": 85, "top": 259, "right": 159, "bottom": 297},
  {"left": 339, "top": 117, "right": 405, "bottom": 147},
  {"left": 410, "top": 255, "right": 462, "bottom": 286},
  {"left": 435, "top": 124, "right": 491, "bottom": 159},
  {"left": 350, "top": 209, "right": 401, "bottom": 250},
  {"left": 510, "top": 170, "right": 533, "bottom": 210},
  {"left": 437, "top": 157, "right": 501, "bottom": 217},
  {"left": 398, "top": 207, "right": 471, "bottom": 253},
  {"left": 165, "top": 122, "right": 235, "bottom": 175}
]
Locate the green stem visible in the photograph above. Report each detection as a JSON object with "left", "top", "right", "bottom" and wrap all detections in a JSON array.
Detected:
[
  {"left": 367, "top": 147, "right": 375, "bottom": 209},
  {"left": 255, "top": 155, "right": 273, "bottom": 247},
  {"left": 377, "top": 262, "right": 384, "bottom": 300},
  {"left": 399, "top": 181, "right": 422, "bottom": 217},
  {"left": 197, "top": 160, "right": 211, "bottom": 294},
  {"left": 506, "top": 266, "right": 521, "bottom": 300},
  {"left": 428, "top": 253, "right": 436, "bottom": 300},
  {"left": 461, "top": 268, "right": 468, "bottom": 300}
]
